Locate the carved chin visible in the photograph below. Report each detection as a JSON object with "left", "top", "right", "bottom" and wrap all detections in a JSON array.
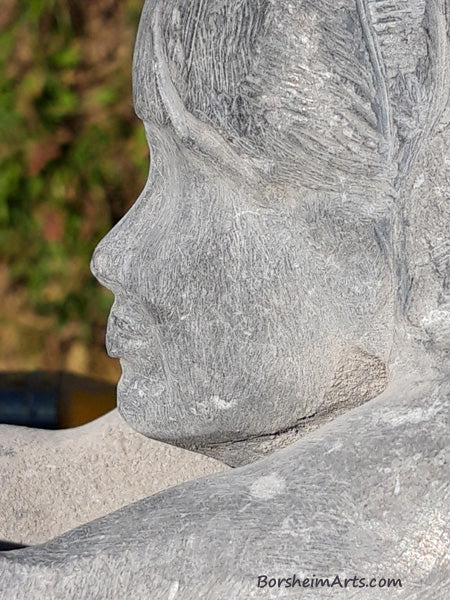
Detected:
[{"left": 116, "top": 348, "right": 388, "bottom": 468}]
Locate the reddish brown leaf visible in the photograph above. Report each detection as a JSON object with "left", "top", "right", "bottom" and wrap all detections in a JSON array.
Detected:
[{"left": 27, "top": 140, "right": 61, "bottom": 176}]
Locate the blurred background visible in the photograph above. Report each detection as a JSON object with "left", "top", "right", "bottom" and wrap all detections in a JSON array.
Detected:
[{"left": 0, "top": 0, "right": 148, "bottom": 425}]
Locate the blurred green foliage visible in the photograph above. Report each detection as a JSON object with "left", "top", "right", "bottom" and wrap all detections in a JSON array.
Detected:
[{"left": 0, "top": 0, "right": 148, "bottom": 341}]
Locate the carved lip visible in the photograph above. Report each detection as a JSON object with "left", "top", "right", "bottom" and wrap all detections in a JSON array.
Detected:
[
  {"left": 105, "top": 328, "right": 149, "bottom": 359},
  {"left": 105, "top": 305, "right": 153, "bottom": 359}
]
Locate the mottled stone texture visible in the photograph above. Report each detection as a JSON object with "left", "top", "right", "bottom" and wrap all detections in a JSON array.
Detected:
[
  {"left": 1, "top": 376, "right": 448, "bottom": 598},
  {"left": 1, "top": 0, "right": 449, "bottom": 598},
  {"left": 0, "top": 410, "right": 226, "bottom": 545}
]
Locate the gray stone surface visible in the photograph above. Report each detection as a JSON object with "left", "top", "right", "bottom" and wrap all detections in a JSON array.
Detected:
[
  {"left": 1, "top": 0, "right": 449, "bottom": 598},
  {"left": 1, "top": 372, "right": 448, "bottom": 598},
  {"left": 0, "top": 410, "right": 226, "bottom": 545}
]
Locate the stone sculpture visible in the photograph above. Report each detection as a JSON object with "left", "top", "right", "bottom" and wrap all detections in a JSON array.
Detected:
[
  {"left": 1, "top": 0, "right": 449, "bottom": 598},
  {"left": 0, "top": 410, "right": 225, "bottom": 545}
]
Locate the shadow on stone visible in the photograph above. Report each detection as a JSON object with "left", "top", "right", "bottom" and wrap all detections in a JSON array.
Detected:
[{"left": 0, "top": 540, "right": 28, "bottom": 551}]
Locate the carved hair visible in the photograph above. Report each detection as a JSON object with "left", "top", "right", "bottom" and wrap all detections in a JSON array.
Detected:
[{"left": 134, "top": 0, "right": 450, "bottom": 353}]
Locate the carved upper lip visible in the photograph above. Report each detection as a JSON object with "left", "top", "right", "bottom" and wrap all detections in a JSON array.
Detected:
[
  {"left": 105, "top": 327, "right": 148, "bottom": 359},
  {"left": 105, "top": 299, "right": 154, "bottom": 359}
]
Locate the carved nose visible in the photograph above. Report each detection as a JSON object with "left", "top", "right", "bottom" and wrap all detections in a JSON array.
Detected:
[
  {"left": 91, "top": 234, "right": 118, "bottom": 292},
  {"left": 90, "top": 222, "right": 134, "bottom": 294},
  {"left": 90, "top": 237, "right": 114, "bottom": 291},
  {"left": 91, "top": 190, "right": 158, "bottom": 298}
]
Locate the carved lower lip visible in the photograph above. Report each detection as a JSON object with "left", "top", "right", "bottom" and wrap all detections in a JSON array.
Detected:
[
  {"left": 119, "top": 357, "right": 142, "bottom": 372},
  {"left": 106, "top": 302, "right": 155, "bottom": 356},
  {"left": 119, "top": 358, "right": 165, "bottom": 393},
  {"left": 108, "top": 335, "right": 162, "bottom": 383},
  {"left": 105, "top": 328, "right": 149, "bottom": 359}
]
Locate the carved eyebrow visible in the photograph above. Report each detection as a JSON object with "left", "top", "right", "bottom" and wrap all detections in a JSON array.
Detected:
[{"left": 151, "top": 4, "right": 260, "bottom": 181}]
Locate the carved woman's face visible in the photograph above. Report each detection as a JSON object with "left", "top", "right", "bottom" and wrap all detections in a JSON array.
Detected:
[{"left": 91, "top": 0, "right": 395, "bottom": 455}]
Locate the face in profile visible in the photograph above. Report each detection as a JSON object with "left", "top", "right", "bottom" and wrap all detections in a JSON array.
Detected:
[{"left": 91, "top": 0, "right": 398, "bottom": 454}]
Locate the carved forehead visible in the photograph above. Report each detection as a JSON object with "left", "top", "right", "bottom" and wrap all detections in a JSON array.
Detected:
[
  {"left": 133, "top": 0, "right": 352, "bottom": 120},
  {"left": 133, "top": 0, "right": 379, "bottom": 191},
  {"left": 133, "top": 0, "right": 440, "bottom": 193},
  {"left": 134, "top": 0, "right": 271, "bottom": 125}
]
